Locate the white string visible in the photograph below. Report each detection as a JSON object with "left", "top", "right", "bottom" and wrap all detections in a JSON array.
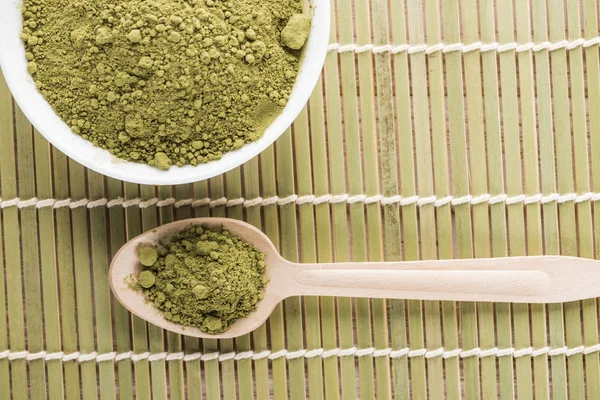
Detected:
[
  {"left": 408, "top": 349, "right": 427, "bottom": 357},
  {"left": 69, "top": 199, "right": 89, "bottom": 209},
  {"left": 285, "top": 350, "right": 308, "bottom": 360},
  {"left": 2, "top": 344, "right": 597, "bottom": 363},
  {"left": 148, "top": 352, "right": 167, "bottom": 362},
  {"left": 327, "top": 36, "right": 600, "bottom": 55},
  {"left": 218, "top": 352, "right": 236, "bottom": 362},
  {"left": 115, "top": 351, "right": 133, "bottom": 362},
  {"left": 532, "top": 347, "right": 552, "bottom": 357},
  {"left": 2, "top": 192, "right": 600, "bottom": 210},
  {"left": 355, "top": 348, "right": 376, "bottom": 357},
  {"left": 183, "top": 353, "right": 203, "bottom": 362},
  {"left": 424, "top": 348, "right": 444, "bottom": 359},
  {"left": 390, "top": 348, "right": 410, "bottom": 358},
  {"left": 61, "top": 352, "right": 80, "bottom": 362}
]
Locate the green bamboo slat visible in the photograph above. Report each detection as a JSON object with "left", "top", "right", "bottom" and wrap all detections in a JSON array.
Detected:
[
  {"left": 514, "top": 2, "right": 539, "bottom": 399},
  {"left": 258, "top": 144, "right": 285, "bottom": 399},
  {"left": 517, "top": 2, "right": 549, "bottom": 399},
  {"left": 401, "top": 2, "right": 428, "bottom": 399},
  {"left": 124, "top": 182, "right": 151, "bottom": 399},
  {"left": 339, "top": 2, "right": 375, "bottom": 398},
  {"left": 497, "top": 2, "right": 526, "bottom": 398},
  {"left": 0, "top": 244, "right": 7, "bottom": 398},
  {"left": 206, "top": 176, "right": 232, "bottom": 399},
  {"left": 548, "top": 2, "right": 583, "bottom": 398},
  {"left": 371, "top": 1, "right": 404, "bottom": 398},
  {"left": 143, "top": 196, "right": 166, "bottom": 399},
  {"left": 174, "top": 183, "right": 203, "bottom": 400},
  {"left": 234, "top": 306, "right": 255, "bottom": 398},
  {"left": 14, "top": 107, "right": 45, "bottom": 399},
  {"left": 223, "top": 168, "right": 246, "bottom": 398},
  {"left": 2, "top": 97, "right": 27, "bottom": 399},
  {"left": 221, "top": 168, "right": 254, "bottom": 399},
  {"left": 220, "top": 170, "right": 244, "bottom": 400},
  {"left": 87, "top": 171, "right": 116, "bottom": 400},
  {"left": 461, "top": 0, "right": 498, "bottom": 397},
  {"left": 191, "top": 182, "right": 213, "bottom": 400},
  {"left": 192, "top": 181, "right": 211, "bottom": 399},
  {"left": 419, "top": 1, "right": 444, "bottom": 399},
  {"left": 307, "top": 73, "right": 340, "bottom": 400},
  {"left": 480, "top": 0, "right": 507, "bottom": 264},
  {"left": 107, "top": 178, "right": 134, "bottom": 400},
  {"left": 223, "top": 168, "right": 255, "bottom": 400},
  {"left": 583, "top": 0, "right": 600, "bottom": 396},
  {"left": 139, "top": 185, "right": 168, "bottom": 400},
  {"left": 216, "top": 176, "right": 246, "bottom": 399},
  {"left": 241, "top": 158, "right": 268, "bottom": 399},
  {"left": 69, "top": 160, "right": 97, "bottom": 400},
  {"left": 443, "top": 1, "right": 479, "bottom": 399},
  {"left": 156, "top": 189, "right": 178, "bottom": 399},
  {"left": 33, "top": 132, "right": 64, "bottom": 400},
  {"left": 354, "top": 1, "right": 390, "bottom": 397},
  {"left": 158, "top": 186, "right": 185, "bottom": 400},
  {"left": 0, "top": 75, "right": 8, "bottom": 395},
  {"left": 592, "top": 0, "right": 600, "bottom": 276},
  {"left": 423, "top": 1, "right": 459, "bottom": 397},
  {"left": 257, "top": 146, "right": 283, "bottom": 398},
  {"left": 293, "top": 105, "right": 324, "bottom": 400},
  {"left": 157, "top": 187, "right": 183, "bottom": 400},
  {"left": 276, "top": 128, "right": 306, "bottom": 400},
  {"left": 324, "top": 3, "right": 354, "bottom": 398},
  {"left": 532, "top": 0, "right": 563, "bottom": 398},
  {"left": 189, "top": 180, "right": 224, "bottom": 398},
  {"left": 566, "top": 2, "right": 598, "bottom": 399},
  {"left": 52, "top": 149, "right": 80, "bottom": 399},
  {"left": 238, "top": 166, "right": 262, "bottom": 400},
  {"left": 169, "top": 184, "right": 200, "bottom": 398}
]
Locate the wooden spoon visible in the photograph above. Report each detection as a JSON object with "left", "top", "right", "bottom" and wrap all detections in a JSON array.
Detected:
[{"left": 109, "top": 217, "right": 600, "bottom": 339}]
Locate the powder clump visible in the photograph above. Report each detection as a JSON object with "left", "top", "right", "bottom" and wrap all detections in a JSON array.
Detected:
[
  {"left": 134, "top": 226, "right": 267, "bottom": 334},
  {"left": 22, "top": 0, "right": 309, "bottom": 168},
  {"left": 138, "top": 270, "right": 156, "bottom": 288},
  {"left": 139, "top": 246, "right": 158, "bottom": 266},
  {"left": 281, "top": 14, "right": 311, "bottom": 50}
]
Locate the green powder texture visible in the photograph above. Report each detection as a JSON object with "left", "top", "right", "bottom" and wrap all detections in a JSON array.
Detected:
[
  {"left": 135, "top": 226, "right": 267, "bottom": 334},
  {"left": 22, "top": 0, "right": 309, "bottom": 169}
]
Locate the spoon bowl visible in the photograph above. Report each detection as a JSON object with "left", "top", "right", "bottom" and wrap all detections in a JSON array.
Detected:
[
  {"left": 110, "top": 218, "right": 600, "bottom": 339},
  {"left": 109, "top": 218, "right": 288, "bottom": 339}
]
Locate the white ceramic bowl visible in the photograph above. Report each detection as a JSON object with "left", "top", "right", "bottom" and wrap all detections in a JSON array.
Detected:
[{"left": 0, "top": 0, "right": 329, "bottom": 185}]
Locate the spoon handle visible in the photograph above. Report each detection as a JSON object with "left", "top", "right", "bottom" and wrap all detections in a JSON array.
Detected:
[{"left": 290, "top": 256, "right": 600, "bottom": 303}]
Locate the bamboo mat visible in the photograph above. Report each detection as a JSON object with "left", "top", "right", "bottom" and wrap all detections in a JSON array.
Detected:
[{"left": 2, "top": 0, "right": 600, "bottom": 398}]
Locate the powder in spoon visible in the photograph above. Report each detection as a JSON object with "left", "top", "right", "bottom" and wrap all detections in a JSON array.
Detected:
[
  {"left": 134, "top": 225, "right": 267, "bottom": 334},
  {"left": 22, "top": 0, "right": 310, "bottom": 169}
]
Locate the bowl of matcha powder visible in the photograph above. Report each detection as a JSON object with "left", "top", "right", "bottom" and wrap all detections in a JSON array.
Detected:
[{"left": 0, "top": 0, "right": 330, "bottom": 184}]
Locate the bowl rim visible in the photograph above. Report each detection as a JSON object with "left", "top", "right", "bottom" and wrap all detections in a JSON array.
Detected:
[{"left": 0, "top": 0, "right": 330, "bottom": 185}]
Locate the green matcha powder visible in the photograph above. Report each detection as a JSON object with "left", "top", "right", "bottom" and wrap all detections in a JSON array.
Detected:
[
  {"left": 22, "top": 0, "right": 311, "bottom": 169},
  {"left": 134, "top": 226, "right": 267, "bottom": 334}
]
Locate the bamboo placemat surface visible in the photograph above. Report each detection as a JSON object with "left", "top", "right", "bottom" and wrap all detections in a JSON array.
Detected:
[{"left": 2, "top": 0, "right": 600, "bottom": 398}]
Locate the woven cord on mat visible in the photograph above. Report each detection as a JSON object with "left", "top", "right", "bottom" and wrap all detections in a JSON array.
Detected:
[{"left": 2, "top": 0, "right": 600, "bottom": 398}]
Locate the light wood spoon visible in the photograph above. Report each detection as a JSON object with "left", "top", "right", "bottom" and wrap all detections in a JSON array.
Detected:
[{"left": 110, "top": 217, "right": 600, "bottom": 339}]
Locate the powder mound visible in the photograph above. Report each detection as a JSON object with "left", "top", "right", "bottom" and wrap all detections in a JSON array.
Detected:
[
  {"left": 22, "top": 0, "right": 308, "bottom": 168},
  {"left": 135, "top": 226, "right": 267, "bottom": 334}
]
